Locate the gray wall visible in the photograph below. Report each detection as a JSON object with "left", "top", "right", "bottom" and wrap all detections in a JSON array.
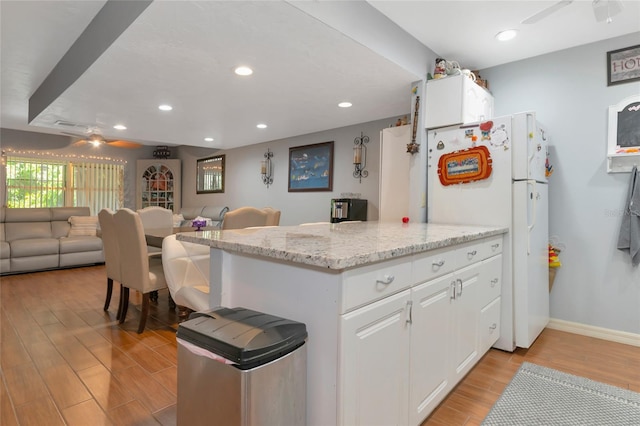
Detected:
[
  {"left": 482, "top": 32, "right": 640, "bottom": 334},
  {"left": 177, "top": 116, "right": 405, "bottom": 225}
]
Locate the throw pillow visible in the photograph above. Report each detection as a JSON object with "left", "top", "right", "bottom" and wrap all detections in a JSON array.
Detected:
[
  {"left": 68, "top": 216, "right": 99, "bottom": 237},
  {"left": 173, "top": 213, "right": 185, "bottom": 227}
]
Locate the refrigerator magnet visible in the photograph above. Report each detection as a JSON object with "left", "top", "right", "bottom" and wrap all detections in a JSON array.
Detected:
[
  {"left": 437, "top": 146, "right": 493, "bottom": 186},
  {"left": 490, "top": 124, "right": 510, "bottom": 148},
  {"left": 480, "top": 121, "right": 493, "bottom": 140}
]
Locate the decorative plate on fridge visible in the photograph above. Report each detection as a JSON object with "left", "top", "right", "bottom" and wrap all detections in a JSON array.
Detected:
[{"left": 437, "top": 146, "right": 493, "bottom": 186}]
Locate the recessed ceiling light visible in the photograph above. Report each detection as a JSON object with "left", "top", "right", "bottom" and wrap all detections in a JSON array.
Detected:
[
  {"left": 256, "top": 123, "right": 267, "bottom": 129},
  {"left": 234, "top": 66, "right": 253, "bottom": 76},
  {"left": 158, "top": 104, "right": 173, "bottom": 111},
  {"left": 204, "top": 137, "right": 214, "bottom": 142},
  {"left": 338, "top": 102, "right": 352, "bottom": 108},
  {"left": 113, "top": 124, "right": 127, "bottom": 130},
  {"left": 495, "top": 29, "right": 518, "bottom": 42}
]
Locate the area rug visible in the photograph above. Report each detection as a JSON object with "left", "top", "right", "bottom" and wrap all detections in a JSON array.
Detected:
[{"left": 482, "top": 362, "right": 640, "bottom": 425}]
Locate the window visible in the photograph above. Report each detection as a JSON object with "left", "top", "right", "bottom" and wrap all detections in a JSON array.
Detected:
[{"left": 5, "top": 156, "right": 124, "bottom": 213}]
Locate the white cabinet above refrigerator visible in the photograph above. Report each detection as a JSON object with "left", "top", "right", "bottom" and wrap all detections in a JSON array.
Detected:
[{"left": 425, "top": 74, "right": 494, "bottom": 129}]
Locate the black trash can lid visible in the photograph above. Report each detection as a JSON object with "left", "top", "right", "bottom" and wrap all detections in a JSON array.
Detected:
[{"left": 177, "top": 307, "right": 307, "bottom": 369}]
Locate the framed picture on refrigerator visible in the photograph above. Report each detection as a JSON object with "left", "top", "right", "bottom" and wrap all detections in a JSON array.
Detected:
[{"left": 288, "top": 141, "right": 334, "bottom": 192}]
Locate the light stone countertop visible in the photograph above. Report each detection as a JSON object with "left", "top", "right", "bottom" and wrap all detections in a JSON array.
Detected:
[{"left": 176, "top": 221, "right": 507, "bottom": 270}]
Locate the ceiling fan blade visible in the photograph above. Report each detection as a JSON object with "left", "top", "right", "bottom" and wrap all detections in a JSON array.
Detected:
[
  {"left": 70, "top": 139, "right": 89, "bottom": 147},
  {"left": 62, "top": 131, "right": 90, "bottom": 139},
  {"left": 106, "top": 140, "right": 143, "bottom": 149},
  {"left": 522, "top": 0, "right": 573, "bottom": 24}
]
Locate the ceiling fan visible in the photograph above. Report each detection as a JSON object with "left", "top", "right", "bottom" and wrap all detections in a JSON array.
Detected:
[
  {"left": 64, "top": 132, "right": 143, "bottom": 149},
  {"left": 522, "top": 0, "right": 624, "bottom": 25}
]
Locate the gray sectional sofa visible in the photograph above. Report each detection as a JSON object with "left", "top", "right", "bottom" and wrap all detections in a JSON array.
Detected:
[{"left": 0, "top": 207, "right": 104, "bottom": 275}]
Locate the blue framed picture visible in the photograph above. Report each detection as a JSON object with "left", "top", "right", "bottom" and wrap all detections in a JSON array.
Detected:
[{"left": 288, "top": 141, "right": 334, "bottom": 192}]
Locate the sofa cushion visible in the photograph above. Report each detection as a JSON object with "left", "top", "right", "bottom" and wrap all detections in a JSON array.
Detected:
[
  {"left": 180, "top": 207, "right": 205, "bottom": 220},
  {"left": 59, "top": 236, "right": 103, "bottom": 254},
  {"left": 68, "top": 216, "right": 99, "bottom": 236},
  {"left": 10, "top": 238, "right": 59, "bottom": 258},
  {"left": 5, "top": 207, "right": 51, "bottom": 223},
  {"left": 51, "top": 207, "right": 90, "bottom": 221},
  {"left": 0, "top": 241, "right": 9, "bottom": 259},
  {"left": 5, "top": 222, "right": 52, "bottom": 241},
  {"left": 200, "top": 206, "right": 229, "bottom": 221}
]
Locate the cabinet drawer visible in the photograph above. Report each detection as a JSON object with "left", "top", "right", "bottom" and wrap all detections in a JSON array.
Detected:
[
  {"left": 457, "top": 236, "right": 503, "bottom": 268},
  {"left": 477, "top": 254, "right": 502, "bottom": 309},
  {"left": 412, "top": 245, "right": 456, "bottom": 284},
  {"left": 479, "top": 297, "right": 501, "bottom": 353},
  {"left": 342, "top": 257, "right": 412, "bottom": 313}
]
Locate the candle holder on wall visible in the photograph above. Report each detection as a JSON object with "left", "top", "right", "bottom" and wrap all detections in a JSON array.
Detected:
[
  {"left": 353, "top": 132, "right": 369, "bottom": 183},
  {"left": 261, "top": 149, "right": 273, "bottom": 187}
]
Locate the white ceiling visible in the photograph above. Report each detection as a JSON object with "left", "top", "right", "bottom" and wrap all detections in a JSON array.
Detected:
[{"left": 1, "top": 1, "right": 638, "bottom": 150}]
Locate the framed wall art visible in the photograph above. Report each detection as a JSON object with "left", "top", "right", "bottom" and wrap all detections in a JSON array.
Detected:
[
  {"left": 196, "top": 154, "right": 225, "bottom": 193},
  {"left": 288, "top": 141, "right": 334, "bottom": 192},
  {"left": 607, "top": 44, "right": 640, "bottom": 86}
]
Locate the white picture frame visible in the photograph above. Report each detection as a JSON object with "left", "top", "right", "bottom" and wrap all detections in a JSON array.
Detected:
[{"left": 607, "top": 94, "right": 640, "bottom": 173}]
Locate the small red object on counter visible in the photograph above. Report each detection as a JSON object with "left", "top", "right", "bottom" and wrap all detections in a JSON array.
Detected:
[{"left": 402, "top": 217, "right": 409, "bottom": 223}]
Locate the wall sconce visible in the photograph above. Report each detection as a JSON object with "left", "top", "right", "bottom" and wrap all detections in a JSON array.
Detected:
[
  {"left": 261, "top": 149, "right": 273, "bottom": 187},
  {"left": 353, "top": 132, "right": 369, "bottom": 182}
]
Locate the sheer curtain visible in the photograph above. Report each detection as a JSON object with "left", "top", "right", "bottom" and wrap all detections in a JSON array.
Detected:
[{"left": 70, "top": 162, "right": 124, "bottom": 214}]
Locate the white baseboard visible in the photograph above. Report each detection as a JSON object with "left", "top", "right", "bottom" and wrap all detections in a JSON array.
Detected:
[{"left": 547, "top": 318, "right": 640, "bottom": 348}]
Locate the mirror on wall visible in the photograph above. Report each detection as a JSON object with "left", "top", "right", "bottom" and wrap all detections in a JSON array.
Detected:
[{"left": 196, "top": 155, "right": 225, "bottom": 193}]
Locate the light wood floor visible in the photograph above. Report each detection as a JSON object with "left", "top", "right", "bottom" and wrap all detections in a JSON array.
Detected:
[{"left": 2, "top": 266, "right": 639, "bottom": 426}]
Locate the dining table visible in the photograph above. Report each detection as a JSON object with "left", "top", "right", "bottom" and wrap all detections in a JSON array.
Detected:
[{"left": 144, "top": 226, "right": 219, "bottom": 248}]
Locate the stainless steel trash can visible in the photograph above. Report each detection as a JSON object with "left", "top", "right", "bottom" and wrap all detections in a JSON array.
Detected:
[{"left": 176, "top": 307, "right": 307, "bottom": 425}]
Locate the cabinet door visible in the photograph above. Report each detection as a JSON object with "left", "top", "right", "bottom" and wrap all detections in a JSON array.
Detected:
[
  {"left": 409, "top": 272, "right": 454, "bottom": 425},
  {"left": 340, "top": 289, "right": 411, "bottom": 426},
  {"left": 451, "top": 262, "right": 480, "bottom": 382}
]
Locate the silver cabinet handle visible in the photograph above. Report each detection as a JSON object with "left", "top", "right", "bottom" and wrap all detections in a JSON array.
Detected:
[
  {"left": 405, "top": 300, "right": 413, "bottom": 325},
  {"left": 467, "top": 250, "right": 477, "bottom": 258},
  {"left": 432, "top": 260, "right": 445, "bottom": 267},
  {"left": 457, "top": 278, "right": 463, "bottom": 297},
  {"left": 491, "top": 243, "right": 500, "bottom": 250},
  {"left": 450, "top": 281, "right": 456, "bottom": 300},
  {"left": 376, "top": 274, "right": 394, "bottom": 285},
  {"left": 491, "top": 278, "right": 499, "bottom": 287},
  {"left": 489, "top": 323, "right": 497, "bottom": 332}
]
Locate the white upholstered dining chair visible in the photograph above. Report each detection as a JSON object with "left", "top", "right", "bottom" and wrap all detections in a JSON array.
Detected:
[
  {"left": 262, "top": 207, "right": 281, "bottom": 226},
  {"left": 162, "top": 234, "right": 210, "bottom": 320},
  {"left": 136, "top": 206, "right": 174, "bottom": 254},
  {"left": 114, "top": 208, "right": 168, "bottom": 333},
  {"left": 221, "top": 206, "right": 269, "bottom": 230},
  {"left": 97, "top": 208, "right": 121, "bottom": 316}
]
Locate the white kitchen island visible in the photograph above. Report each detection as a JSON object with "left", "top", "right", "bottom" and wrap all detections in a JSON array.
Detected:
[{"left": 178, "top": 221, "right": 507, "bottom": 426}]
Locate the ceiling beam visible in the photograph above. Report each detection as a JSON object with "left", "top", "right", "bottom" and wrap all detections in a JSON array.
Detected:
[{"left": 28, "top": 0, "right": 153, "bottom": 123}]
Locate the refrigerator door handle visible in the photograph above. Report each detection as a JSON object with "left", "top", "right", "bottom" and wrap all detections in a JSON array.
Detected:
[
  {"left": 527, "top": 113, "right": 537, "bottom": 170},
  {"left": 527, "top": 181, "right": 537, "bottom": 255}
]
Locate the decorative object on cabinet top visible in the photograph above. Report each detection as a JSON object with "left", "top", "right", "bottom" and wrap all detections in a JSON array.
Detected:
[{"left": 153, "top": 145, "right": 171, "bottom": 159}]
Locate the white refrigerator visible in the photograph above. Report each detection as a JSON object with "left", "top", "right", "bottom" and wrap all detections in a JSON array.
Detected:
[{"left": 427, "top": 111, "right": 549, "bottom": 351}]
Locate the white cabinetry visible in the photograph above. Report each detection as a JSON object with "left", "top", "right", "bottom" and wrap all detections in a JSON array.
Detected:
[
  {"left": 136, "top": 159, "right": 181, "bottom": 212},
  {"left": 379, "top": 125, "right": 411, "bottom": 222},
  {"left": 339, "top": 235, "right": 503, "bottom": 425},
  {"left": 425, "top": 74, "right": 494, "bottom": 129},
  {"left": 340, "top": 290, "right": 411, "bottom": 426}
]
